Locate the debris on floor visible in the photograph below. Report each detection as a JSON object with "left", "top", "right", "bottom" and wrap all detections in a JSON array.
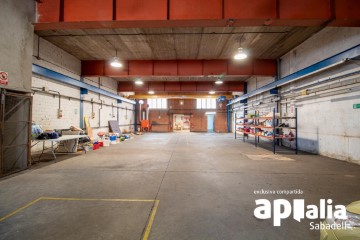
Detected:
[{"left": 246, "top": 154, "right": 295, "bottom": 161}]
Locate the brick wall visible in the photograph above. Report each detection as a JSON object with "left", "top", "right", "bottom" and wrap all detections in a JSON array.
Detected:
[
  {"left": 140, "top": 99, "right": 228, "bottom": 132},
  {"left": 32, "top": 36, "right": 135, "bottom": 152},
  {"left": 32, "top": 76, "right": 80, "bottom": 131}
]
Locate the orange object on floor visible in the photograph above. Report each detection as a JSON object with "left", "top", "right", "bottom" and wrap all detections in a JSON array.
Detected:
[{"left": 141, "top": 120, "right": 151, "bottom": 132}]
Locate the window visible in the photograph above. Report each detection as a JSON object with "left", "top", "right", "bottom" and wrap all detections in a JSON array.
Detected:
[
  {"left": 196, "top": 98, "right": 216, "bottom": 109},
  {"left": 148, "top": 98, "right": 167, "bottom": 109}
]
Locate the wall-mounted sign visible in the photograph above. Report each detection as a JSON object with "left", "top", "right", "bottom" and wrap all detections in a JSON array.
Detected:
[
  {"left": 0, "top": 71, "right": 8, "bottom": 85},
  {"left": 353, "top": 103, "right": 360, "bottom": 109}
]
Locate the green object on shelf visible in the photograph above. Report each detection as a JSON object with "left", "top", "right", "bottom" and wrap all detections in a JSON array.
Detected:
[{"left": 353, "top": 103, "right": 360, "bottom": 109}]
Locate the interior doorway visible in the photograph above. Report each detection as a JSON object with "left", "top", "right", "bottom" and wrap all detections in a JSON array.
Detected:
[
  {"left": 173, "top": 114, "right": 190, "bottom": 132},
  {"left": 207, "top": 114, "right": 215, "bottom": 132}
]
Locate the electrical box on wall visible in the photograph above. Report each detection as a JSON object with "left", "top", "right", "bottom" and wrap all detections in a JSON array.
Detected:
[{"left": 57, "top": 109, "right": 63, "bottom": 119}]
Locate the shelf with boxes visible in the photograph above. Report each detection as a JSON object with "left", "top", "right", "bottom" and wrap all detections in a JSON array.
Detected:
[{"left": 235, "top": 108, "right": 298, "bottom": 154}]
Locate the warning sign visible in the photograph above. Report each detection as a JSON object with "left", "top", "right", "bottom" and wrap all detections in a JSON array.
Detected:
[{"left": 0, "top": 71, "right": 8, "bottom": 85}]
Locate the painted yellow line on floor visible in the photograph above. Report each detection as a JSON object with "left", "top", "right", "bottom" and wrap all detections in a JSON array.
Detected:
[
  {"left": 142, "top": 200, "right": 160, "bottom": 240},
  {"left": 0, "top": 197, "right": 43, "bottom": 222},
  {"left": 0, "top": 196, "right": 160, "bottom": 239},
  {"left": 41, "top": 197, "right": 155, "bottom": 202}
]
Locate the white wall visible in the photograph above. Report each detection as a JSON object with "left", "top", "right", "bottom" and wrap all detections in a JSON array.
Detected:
[
  {"left": 32, "top": 36, "right": 134, "bottom": 152},
  {"left": 279, "top": 63, "right": 360, "bottom": 164},
  {"left": 294, "top": 90, "right": 360, "bottom": 162},
  {"left": 32, "top": 76, "right": 80, "bottom": 130},
  {"left": 246, "top": 76, "right": 276, "bottom": 115},
  {"left": 246, "top": 76, "right": 275, "bottom": 92},
  {"left": 279, "top": 27, "right": 360, "bottom": 164},
  {"left": 280, "top": 27, "right": 360, "bottom": 77},
  {"left": 0, "top": 0, "right": 35, "bottom": 92},
  {"left": 232, "top": 27, "right": 360, "bottom": 164}
]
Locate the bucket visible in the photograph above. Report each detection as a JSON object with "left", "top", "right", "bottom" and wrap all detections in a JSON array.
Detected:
[
  {"left": 93, "top": 143, "right": 100, "bottom": 150},
  {"left": 103, "top": 138, "right": 110, "bottom": 147}
]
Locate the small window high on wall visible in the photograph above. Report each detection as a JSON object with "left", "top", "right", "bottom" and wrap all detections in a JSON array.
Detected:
[
  {"left": 148, "top": 98, "right": 167, "bottom": 109},
  {"left": 196, "top": 98, "right": 216, "bottom": 109}
]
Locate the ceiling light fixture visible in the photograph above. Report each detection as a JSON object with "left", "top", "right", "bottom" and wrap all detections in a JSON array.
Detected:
[
  {"left": 234, "top": 48, "right": 248, "bottom": 60},
  {"left": 209, "top": 91, "right": 215, "bottom": 94},
  {"left": 135, "top": 80, "right": 143, "bottom": 85},
  {"left": 215, "top": 80, "right": 223, "bottom": 84},
  {"left": 234, "top": 34, "right": 248, "bottom": 60},
  {"left": 110, "top": 49, "right": 123, "bottom": 68},
  {"left": 148, "top": 90, "right": 154, "bottom": 94},
  {"left": 110, "top": 57, "right": 122, "bottom": 67}
]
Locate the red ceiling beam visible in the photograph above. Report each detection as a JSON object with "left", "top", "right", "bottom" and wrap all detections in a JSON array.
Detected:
[
  {"left": 177, "top": 60, "right": 203, "bottom": 76},
  {"left": 63, "top": 0, "right": 113, "bottom": 22},
  {"left": 331, "top": 0, "right": 360, "bottom": 27},
  {"left": 170, "top": 0, "right": 223, "bottom": 20},
  {"left": 165, "top": 82, "right": 181, "bottom": 91},
  {"left": 118, "top": 81, "right": 244, "bottom": 93},
  {"left": 203, "top": 60, "right": 228, "bottom": 75},
  {"left": 37, "top": 0, "right": 61, "bottom": 22},
  {"left": 154, "top": 61, "right": 178, "bottom": 75},
  {"left": 116, "top": 0, "right": 168, "bottom": 21},
  {"left": 81, "top": 59, "right": 277, "bottom": 77},
  {"left": 81, "top": 60, "right": 105, "bottom": 76},
  {"left": 35, "top": 0, "right": 360, "bottom": 30}
]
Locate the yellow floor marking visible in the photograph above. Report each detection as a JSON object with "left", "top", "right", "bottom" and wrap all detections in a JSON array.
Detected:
[
  {"left": 0, "top": 197, "right": 160, "bottom": 239},
  {"left": 142, "top": 200, "right": 160, "bottom": 240},
  {"left": 0, "top": 197, "right": 43, "bottom": 222}
]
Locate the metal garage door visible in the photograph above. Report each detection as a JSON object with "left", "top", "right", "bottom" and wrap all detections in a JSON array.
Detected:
[{"left": 0, "top": 89, "right": 32, "bottom": 177}]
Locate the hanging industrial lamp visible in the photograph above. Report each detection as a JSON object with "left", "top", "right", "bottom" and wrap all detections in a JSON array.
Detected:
[
  {"left": 234, "top": 47, "right": 248, "bottom": 60},
  {"left": 110, "top": 49, "right": 123, "bottom": 68},
  {"left": 135, "top": 79, "right": 143, "bottom": 85},
  {"left": 234, "top": 34, "right": 248, "bottom": 60},
  {"left": 215, "top": 79, "right": 223, "bottom": 84}
]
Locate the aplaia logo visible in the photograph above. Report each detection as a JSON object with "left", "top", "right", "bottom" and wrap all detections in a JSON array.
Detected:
[{"left": 254, "top": 199, "right": 347, "bottom": 226}]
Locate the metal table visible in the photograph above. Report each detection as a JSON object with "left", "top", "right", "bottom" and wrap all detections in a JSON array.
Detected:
[{"left": 32, "top": 135, "right": 88, "bottom": 161}]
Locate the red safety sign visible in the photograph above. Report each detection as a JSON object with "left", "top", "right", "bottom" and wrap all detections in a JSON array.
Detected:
[{"left": 0, "top": 71, "right": 8, "bottom": 85}]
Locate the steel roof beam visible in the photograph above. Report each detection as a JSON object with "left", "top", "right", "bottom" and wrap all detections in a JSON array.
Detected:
[
  {"left": 82, "top": 59, "right": 277, "bottom": 78},
  {"left": 32, "top": 64, "right": 136, "bottom": 104},
  {"left": 35, "top": 0, "right": 360, "bottom": 30},
  {"left": 118, "top": 81, "right": 244, "bottom": 93}
]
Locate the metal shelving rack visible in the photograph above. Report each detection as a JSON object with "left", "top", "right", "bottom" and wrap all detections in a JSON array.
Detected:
[{"left": 235, "top": 108, "right": 298, "bottom": 154}]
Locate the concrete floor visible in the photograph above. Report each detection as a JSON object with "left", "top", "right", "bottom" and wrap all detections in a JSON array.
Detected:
[{"left": 0, "top": 133, "right": 359, "bottom": 240}]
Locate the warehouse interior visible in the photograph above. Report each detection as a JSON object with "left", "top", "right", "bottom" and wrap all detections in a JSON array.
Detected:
[{"left": 0, "top": 1, "right": 360, "bottom": 240}]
